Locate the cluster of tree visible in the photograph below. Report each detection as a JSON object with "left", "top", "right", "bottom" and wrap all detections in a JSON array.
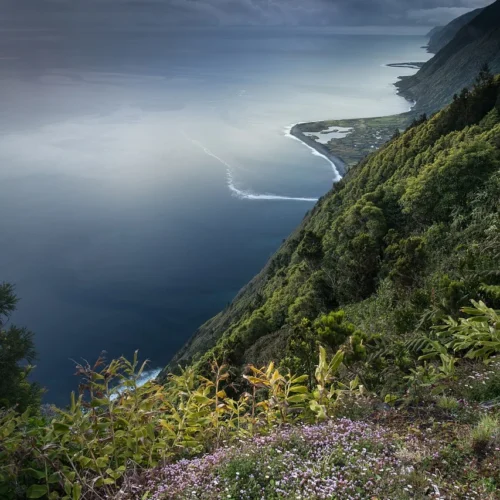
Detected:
[{"left": 0, "top": 284, "right": 41, "bottom": 412}]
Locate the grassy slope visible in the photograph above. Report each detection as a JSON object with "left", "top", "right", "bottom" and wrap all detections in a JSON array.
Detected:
[
  {"left": 162, "top": 77, "right": 500, "bottom": 382},
  {"left": 397, "top": 0, "right": 500, "bottom": 113}
]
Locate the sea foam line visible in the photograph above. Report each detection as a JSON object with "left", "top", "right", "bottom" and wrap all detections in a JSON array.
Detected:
[
  {"left": 284, "top": 124, "right": 342, "bottom": 182},
  {"left": 183, "top": 131, "right": 317, "bottom": 202}
]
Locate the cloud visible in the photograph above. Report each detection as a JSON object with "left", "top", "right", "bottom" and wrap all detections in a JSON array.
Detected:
[
  {"left": 1, "top": 0, "right": 497, "bottom": 27},
  {"left": 407, "top": 6, "right": 478, "bottom": 24}
]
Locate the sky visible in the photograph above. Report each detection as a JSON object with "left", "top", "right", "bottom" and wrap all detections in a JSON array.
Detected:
[{"left": 0, "top": 0, "right": 496, "bottom": 29}]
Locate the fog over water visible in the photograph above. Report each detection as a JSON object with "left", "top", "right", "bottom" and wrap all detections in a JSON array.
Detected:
[{"left": 0, "top": 26, "right": 430, "bottom": 403}]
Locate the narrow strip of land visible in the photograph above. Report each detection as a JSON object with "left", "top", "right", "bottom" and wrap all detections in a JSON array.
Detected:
[{"left": 292, "top": 113, "right": 412, "bottom": 170}]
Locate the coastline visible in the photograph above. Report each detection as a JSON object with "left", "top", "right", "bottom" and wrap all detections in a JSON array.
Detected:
[
  {"left": 285, "top": 123, "right": 346, "bottom": 180},
  {"left": 384, "top": 62, "right": 424, "bottom": 69},
  {"left": 288, "top": 113, "right": 412, "bottom": 173},
  {"left": 286, "top": 60, "right": 423, "bottom": 174}
]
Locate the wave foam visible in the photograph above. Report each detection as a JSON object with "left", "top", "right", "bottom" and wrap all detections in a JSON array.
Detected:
[
  {"left": 184, "top": 131, "right": 317, "bottom": 202},
  {"left": 110, "top": 368, "right": 161, "bottom": 401}
]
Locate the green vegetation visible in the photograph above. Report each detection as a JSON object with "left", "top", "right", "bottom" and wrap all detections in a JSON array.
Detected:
[
  {"left": 0, "top": 346, "right": 370, "bottom": 499},
  {"left": 470, "top": 414, "right": 499, "bottom": 458},
  {"left": 0, "top": 283, "right": 41, "bottom": 412},
  {"left": 1, "top": 299, "right": 499, "bottom": 498},
  {"left": 169, "top": 74, "right": 500, "bottom": 389}
]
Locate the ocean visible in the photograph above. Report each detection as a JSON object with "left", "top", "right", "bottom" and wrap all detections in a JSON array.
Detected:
[{"left": 0, "top": 26, "right": 430, "bottom": 404}]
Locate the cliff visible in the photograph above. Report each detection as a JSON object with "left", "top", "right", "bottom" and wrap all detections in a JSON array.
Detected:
[
  {"left": 397, "top": 0, "right": 500, "bottom": 113},
  {"left": 426, "top": 7, "right": 483, "bottom": 54}
]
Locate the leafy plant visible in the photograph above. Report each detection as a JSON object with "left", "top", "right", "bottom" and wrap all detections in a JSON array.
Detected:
[{"left": 436, "top": 300, "right": 500, "bottom": 361}]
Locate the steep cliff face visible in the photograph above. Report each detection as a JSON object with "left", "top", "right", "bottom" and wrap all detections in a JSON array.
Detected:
[
  {"left": 426, "top": 7, "right": 483, "bottom": 54},
  {"left": 426, "top": 26, "right": 444, "bottom": 40},
  {"left": 397, "top": 0, "right": 500, "bottom": 113},
  {"left": 163, "top": 76, "right": 500, "bottom": 382}
]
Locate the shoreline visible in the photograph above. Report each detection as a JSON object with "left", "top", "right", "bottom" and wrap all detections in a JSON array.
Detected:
[
  {"left": 286, "top": 60, "right": 422, "bottom": 174},
  {"left": 285, "top": 123, "right": 347, "bottom": 179}
]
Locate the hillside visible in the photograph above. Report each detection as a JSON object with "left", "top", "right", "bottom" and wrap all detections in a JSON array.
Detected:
[
  {"left": 426, "top": 26, "right": 443, "bottom": 39},
  {"left": 426, "top": 7, "right": 483, "bottom": 54},
  {"left": 396, "top": 0, "right": 500, "bottom": 113},
  {"left": 163, "top": 74, "right": 500, "bottom": 387}
]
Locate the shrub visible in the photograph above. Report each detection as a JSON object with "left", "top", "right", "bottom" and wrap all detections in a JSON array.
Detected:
[
  {"left": 470, "top": 415, "right": 499, "bottom": 459},
  {"left": 436, "top": 395, "right": 459, "bottom": 412}
]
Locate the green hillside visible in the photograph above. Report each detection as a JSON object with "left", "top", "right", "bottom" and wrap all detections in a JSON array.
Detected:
[
  {"left": 164, "top": 74, "right": 500, "bottom": 393},
  {"left": 397, "top": 0, "right": 500, "bottom": 113}
]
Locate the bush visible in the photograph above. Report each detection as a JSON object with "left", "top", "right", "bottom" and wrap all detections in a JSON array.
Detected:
[
  {"left": 436, "top": 395, "right": 459, "bottom": 412},
  {"left": 470, "top": 415, "right": 499, "bottom": 459}
]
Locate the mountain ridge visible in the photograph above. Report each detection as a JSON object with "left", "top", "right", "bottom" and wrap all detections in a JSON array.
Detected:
[
  {"left": 397, "top": 0, "right": 500, "bottom": 113},
  {"left": 426, "top": 7, "right": 483, "bottom": 54}
]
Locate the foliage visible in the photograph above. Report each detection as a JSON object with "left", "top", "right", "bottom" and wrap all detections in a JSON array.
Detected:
[
  {"left": 435, "top": 300, "right": 500, "bottom": 361},
  {"left": 436, "top": 395, "right": 459, "bottom": 412},
  {"left": 0, "top": 283, "right": 41, "bottom": 412},
  {"left": 0, "top": 348, "right": 365, "bottom": 499},
  {"left": 470, "top": 415, "right": 500, "bottom": 458}
]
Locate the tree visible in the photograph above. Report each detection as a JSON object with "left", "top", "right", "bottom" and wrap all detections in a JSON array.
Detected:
[
  {"left": 314, "top": 310, "right": 355, "bottom": 350},
  {"left": 283, "top": 310, "right": 362, "bottom": 389},
  {"left": 0, "top": 283, "right": 41, "bottom": 412},
  {"left": 406, "top": 113, "right": 427, "bottom": 131},
  {"left": 475, "top": 63, "right": 494, "bottom": 89},
  {"left": 297, "top": 230, "right": 323, "bottom": 261}
]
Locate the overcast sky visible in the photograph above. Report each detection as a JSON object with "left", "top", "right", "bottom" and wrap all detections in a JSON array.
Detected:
[{"left": 1, "top": 0, "right": 496, "bottom": 29}]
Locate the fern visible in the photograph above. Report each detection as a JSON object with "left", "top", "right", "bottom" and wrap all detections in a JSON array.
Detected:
[
  {"left": 435, "top": 300, "right": 500, "bottom": 362},
  {"left": 480, "top": 283, "right": 500, "bottom": 300}
]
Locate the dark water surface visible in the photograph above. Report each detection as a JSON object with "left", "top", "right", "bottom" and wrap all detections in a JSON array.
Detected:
[{"left": 0, "top": 26, "right": 430, "bottom": 404}]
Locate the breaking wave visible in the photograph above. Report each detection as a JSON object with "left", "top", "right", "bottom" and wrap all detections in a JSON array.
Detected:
[
  {"left": 183, "top": 131, "right": 318, "bottom": 202},
  {"left": 110, "top": 368, "right": 162, "bottom": 401}
]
